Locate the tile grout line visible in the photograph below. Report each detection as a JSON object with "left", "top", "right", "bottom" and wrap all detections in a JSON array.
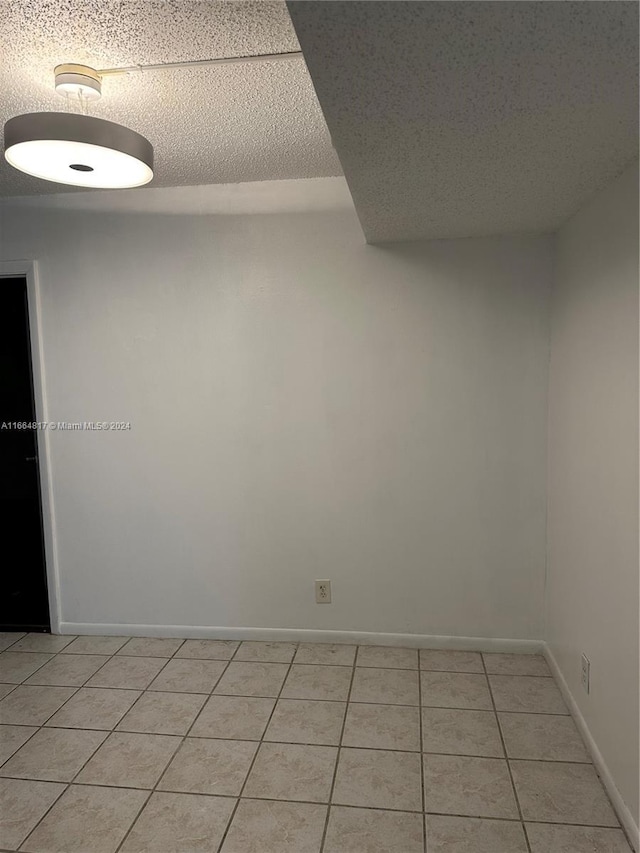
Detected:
[
  {"left": 0, "top": 640, "right": 242, "bottom": 853},
  {"left": 0, "top": 657, "right": 84, "bottom": 759},
  {"left": 318, "top": 645, "right": 358, "bottom": 853},
  {"left": 11, "top": 784, "right": 69, "bottom": 852},
  {"left": 0, "top": 768, "right": 629, "bottom": 829},
  {"left": 12, "top": 644, "right": 128, "bottom": 850},
  {"left": 1, "top": 638, "right": 128, "bottom": 852},
  {"left": 1, "top": 650, "right": 66, "bottom": 688},
  {"left": 11, "top": 638, "right": 184, "bottom": 852},
  {"left": 2, "top": 636, "right": 183, "bottom": 746},
  {"left": 212, "top": 641, "right": 300, "bottom": 853},
  {"left": 0, "top": 745, "right": 602, "bottom": 765},
  {"left": 1, "top": 636, "right": 174, "bottom": 744},
  {"left": 0, "top": 634, "right": 28, "bottom": 653},
  {"left": 1, "top": 690, "right": 575, "bottom": 714},
  {"left": 113, "top": 641, "right": 235, "bottom": 853},
  {"left": 418, "top": 659, "right": 427, "bottom": 853},
  {"left": 110, "top": 790, "right": 154, "bottom": 853},
  {"left": 481, "top": 653, "right": 532, "bottom": 853}
]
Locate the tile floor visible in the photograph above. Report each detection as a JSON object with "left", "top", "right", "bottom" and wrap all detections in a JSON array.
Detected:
[{"left": 0, "top": 633, "right": 631, "bottom": 853}]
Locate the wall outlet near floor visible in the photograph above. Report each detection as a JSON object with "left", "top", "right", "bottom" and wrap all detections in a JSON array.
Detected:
[
  {"left": 315, "top": 580, "right": 332, "bottom": 603},
  {"left": 581, "top": 653, "right": 591, "bottom": 694}
]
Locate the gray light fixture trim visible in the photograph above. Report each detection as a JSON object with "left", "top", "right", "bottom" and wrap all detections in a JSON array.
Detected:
[{"left": 4, "top": 112, "right": 153, "bottom": 171}]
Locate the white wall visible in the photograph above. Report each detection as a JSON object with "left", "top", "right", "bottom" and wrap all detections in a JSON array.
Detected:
[
  {"left": 546, "top": 161, "right": 639, "bottom": 829},
  {"left": 0, "top": 185, "right": 551, "bottom": 640}
]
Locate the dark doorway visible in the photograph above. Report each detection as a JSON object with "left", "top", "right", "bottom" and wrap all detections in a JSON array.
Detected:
[{"left": 0, "top": 275, "right": 50, "bottom": 632}]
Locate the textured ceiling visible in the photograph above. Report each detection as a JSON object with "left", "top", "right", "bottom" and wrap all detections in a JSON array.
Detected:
[
  {"left": 288, "top": 1, "right": 639, "bottom": 242},
  {"left": 0, "top": 0, "right": 341, "bottom": 197}
]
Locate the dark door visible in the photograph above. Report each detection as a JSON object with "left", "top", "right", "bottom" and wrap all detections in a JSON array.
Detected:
[{"left": 0, "top": 276, "right": 50, "bottom": 632}]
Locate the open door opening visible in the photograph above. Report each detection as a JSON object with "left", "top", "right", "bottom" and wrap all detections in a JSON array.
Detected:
[{"left": 0, "top": 275, "right": 50, "bottom": 632}]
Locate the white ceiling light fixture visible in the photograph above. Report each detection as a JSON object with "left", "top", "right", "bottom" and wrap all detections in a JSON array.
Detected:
[
  {"left": 4, "top": 112, "right": 154, "bottom": 189},
  {"left": 4, "top": 50, "right": 303, "bottom": 190},
  {"left": 4, "top": 62, "right": 153, "bottom": 189},
  {"left": 53, "top": 63, "right": 103, "bottom": 103}
]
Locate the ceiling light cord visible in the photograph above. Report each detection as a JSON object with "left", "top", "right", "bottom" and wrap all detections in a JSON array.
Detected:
[
  {"left": 96, "top": 50, "right": 303, "bottom": 77},
  {"left": 77, "top": 90, "right": 89, "bottom": 115},
  {"left": 62, "top": 89, "right": 91, "bottom": 115}
]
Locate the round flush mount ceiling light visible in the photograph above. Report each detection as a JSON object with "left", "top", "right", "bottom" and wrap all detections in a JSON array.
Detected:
[{"left": 4, "top": 112, "right": 154, "bottom": 188}]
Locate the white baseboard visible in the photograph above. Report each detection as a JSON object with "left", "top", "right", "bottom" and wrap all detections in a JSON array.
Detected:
[
  {"left": 544, "top": 645, "right": 639, "bottom": 852},
  {"left": 58, "top": 621, "right": 543, "bottom": 654}
]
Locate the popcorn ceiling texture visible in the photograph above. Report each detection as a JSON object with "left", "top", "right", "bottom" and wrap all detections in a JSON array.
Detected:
[
  {"left": 0, "top": 0, "right": 341, "bottom": 197},
  {"left": 288, "top": 1, "right": 639, "bottom": 243}
]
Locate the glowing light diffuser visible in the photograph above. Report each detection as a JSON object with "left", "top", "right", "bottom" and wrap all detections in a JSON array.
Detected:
[{"left": 4, "top": 113, "right": 153, "bottom": 189}]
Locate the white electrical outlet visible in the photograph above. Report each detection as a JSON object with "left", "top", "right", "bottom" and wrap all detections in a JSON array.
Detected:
[
  {"left": 315, "top": 580, "right": 331, "bottom": 603},
  {"left": 581, "top": 653, "right": 590, "bottom": 694}
]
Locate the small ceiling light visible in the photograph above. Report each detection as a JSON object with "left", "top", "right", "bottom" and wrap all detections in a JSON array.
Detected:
[
  {"left": 54, "top": 63, "right": 102, "bottom": 102},
  {"left": 4, "top": 63, "right": 153, "bottom": 189}
]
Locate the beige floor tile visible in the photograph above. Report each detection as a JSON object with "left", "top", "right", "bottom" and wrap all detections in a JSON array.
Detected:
[
  {"left": 281, "top": 665, "right": 352, "bottom": 701},
  {"left": 422, "top": 707, "right": 503, "bottom": 757},
  {"left": 0, "top": 725, "right": 38, "bottom": 765},
  {"left": 0, "top": 778, "right": 65, "bottom": 850},
  {"left": 526, "top": 823, "right": 633, "bottom": 852},
  {"left": 420, "top": 649, "right": 484, "bottom": 673},
  {"left": 235, "top": 641, "right": 297, "bottom": 663},
  {"left": 489, "top": 675, "right": 568, "bottom": 714},
  {"left": 75, "top": 731, "right": 181, "bottom": 789},
  {"left": 0, "top": 684, "right": 16, "bottom": 700},
  {"left": 25, "top": 654, "right": 110, "bottom": 687},
  {"left": 483, "top": 653, "right": 550, "bottom": 677},
  {"left": 0, "top": 633, "right": 25, "bottom": 653},
  {"left": 86, "top": 655, "right": 167, "bottom": 689},
  {"left": 117, "top": 637, "right": 185, "bottom": 657},
  {"left": 294, "top": 643, "right": 357, "bottom": 666},
  {"left": 427, "top": 815, "right": 528, "bottom": 852},
  {"left": 190, "top": 695, "right": 275, "bottom": 740},
  {"left": 333, "top": 747, "right": 422, "bottom": 812},
  {"left": 357, "top": 646, "right": 419, "bottom": 669},
  {"left": 120, "top": 791, "right": 235, "bottom": 853},
  {"left": 421, "top": 671, "right": 493, "bottom": 710},
  {"left": 343, "top": 702, "right": 420, "bottom": 751},
  {"left": 0, "top": 685, "right": 76, "bottom": 726},
  {"left": 424, "top": 754, "right": 519, "bottom": 819},
  {"left": 0, "top": 653, "right": 53, "bottom": 684},
  {"left": 499, "top": 712, "right": 589, "bottom": 761},
  {"left": 350, "top": 667, "right": 419, "bottom": 706},
  {"left": 324, "top": 805, "right": 424, "bottom": 853},
  {"left": 511, "top": 760, "right": 619, "bottom": 825},
  {"left": 220, "top": 798, "right": 327, "bottom": 853},
  {"left": 175, "top": 639, "right": 239, "bottom": 660},
  {"left": 244, "top": 742, "right": 337, "bottom": 803},
  {"left": 0, "top": 726, "right": 107, "bottom": 782},
  {"left": 148, "top": 658, "right": 227, "bottom": 693},
  {"left": 214, "top": 662, "right": 289, "bottom": 698},
  {"left": 61, "top": 636, "right": 129, "bottom": 655},
  {"left": 265, "top": 699, "right": 346, "bottom": 745},
  {"left": 159, "top": 737, "right": 257, "bottom": 795},
  {"left": 10, "top": 634, "right": 75, "bottom": 654},
  {"left": 21, "top": 783, "right": 148, "bottom": 853},
  {"left": 116, "top": 691, "right": 206, "bottom": 735},
  {"left": 45, "top": 687, "right": 141, "bottom": 730}
]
